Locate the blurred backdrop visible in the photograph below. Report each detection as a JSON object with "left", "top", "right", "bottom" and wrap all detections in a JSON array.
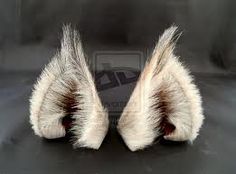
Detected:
[
  {"left": 1, "top": 1, "right": 236, "bottom": 173},
  {"left": 0, "top": 0, "right": 236, "bottom": 73}
]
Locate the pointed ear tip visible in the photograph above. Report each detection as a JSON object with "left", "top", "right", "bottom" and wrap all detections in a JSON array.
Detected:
[
  {"left": 62, "top": 24, "right": 71, "bottom": 34},
  {"left": 170, "top": 25, "right": 178, "bottom": 29},
  {"left": 169, "top": 24, "right": 179, "bottom": 31},
  {"left": 62, "top": 23, "right": 76, "bottom": 31},
  {"left": 166, "top": 25, "right": 182, "bottom": 37},
  {"left": 61, "top": 24, "right": 79, "bottom": 37}
]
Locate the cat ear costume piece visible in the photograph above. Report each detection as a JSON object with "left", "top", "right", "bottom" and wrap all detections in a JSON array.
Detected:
[
  {"left": 29, "top": 26, "right": 109, "bottom": 149},
  {"left": 117, "top": 26, "right": 204, "bottom": 151}
]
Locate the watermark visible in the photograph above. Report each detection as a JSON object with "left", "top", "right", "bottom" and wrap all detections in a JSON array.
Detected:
[{"left": 93, "top": 51, "right": 145, "bottom": 115}]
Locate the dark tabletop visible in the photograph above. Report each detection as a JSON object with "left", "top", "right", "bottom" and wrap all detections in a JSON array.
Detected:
[{"left": 0, "top": 0, "right": 236, "bottom": 173}]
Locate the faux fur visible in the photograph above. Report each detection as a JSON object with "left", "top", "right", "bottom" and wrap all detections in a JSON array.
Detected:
[
  {"left": 117, "top": 26, "right": 204, "bottom": 151},
  {"left": 29, "top": 26, "right": 109, "bottom": 149}
]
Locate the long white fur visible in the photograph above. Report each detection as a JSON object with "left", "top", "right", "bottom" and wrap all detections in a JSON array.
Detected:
[
  {"left": 29, "top": 26, "right": 109, "bottom": 149},
  {"left": 117, "top": 26, "right": 204, "bottom": 151}
]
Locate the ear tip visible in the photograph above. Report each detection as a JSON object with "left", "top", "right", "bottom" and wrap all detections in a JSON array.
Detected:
[
  {"left": 169, "top": 25, "right": 178, "bottom": 31},
  {"left": 61, "top": 24, "right": 82, "bottom": 47},
  {"left": 163, "top": 25, "right": 178, "bottom": 34},
  {"left": 62, "top": 24, "right": 78, "bottom": 35}
]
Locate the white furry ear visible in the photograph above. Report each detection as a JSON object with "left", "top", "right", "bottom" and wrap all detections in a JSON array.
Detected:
[
  {"left": 117, "top": 26, "right": 204, "bottom": 151},
  {"left": 29, "top": 26, "right": 109, "bottom": 149}
]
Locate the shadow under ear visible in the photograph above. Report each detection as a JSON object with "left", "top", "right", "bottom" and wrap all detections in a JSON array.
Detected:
[{"left": 158, "top": 137, "right": 188, "bottom": 146}]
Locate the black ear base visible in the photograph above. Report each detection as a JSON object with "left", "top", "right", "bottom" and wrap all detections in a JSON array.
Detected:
[
  {"left": 117, "top": 26, "right": 204, "bottom": 151},
  {"left": 29, "top": 26, "right": 109, "bottom": 149}
]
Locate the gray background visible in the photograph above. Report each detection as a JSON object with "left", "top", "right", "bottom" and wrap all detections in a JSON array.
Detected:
[{"left": 0, "top": 0, "right": 236, "bottom": 173}]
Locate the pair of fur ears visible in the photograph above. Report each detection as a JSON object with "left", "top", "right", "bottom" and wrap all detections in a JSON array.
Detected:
[{"left": 30, "top": 25, "right": 204, "bottom": 151}]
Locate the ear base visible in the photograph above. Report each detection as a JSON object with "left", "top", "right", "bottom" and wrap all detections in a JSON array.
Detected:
[
  {"left": 29, "top": 26, "right": 109, "bottom": 149},
  {"left": 117, "top": 26, "right": 204, "bottom": 151}
]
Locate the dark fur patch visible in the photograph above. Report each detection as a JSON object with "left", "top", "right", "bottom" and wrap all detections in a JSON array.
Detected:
[
  {"left": 62, "top": 115, "right": 74, "bottom": 132},
  {"left": 58, "top": 81, "right": 78, "bottom": 132},
  {"left": 152, "top": 88, "right": 175, "bottom": 135}
]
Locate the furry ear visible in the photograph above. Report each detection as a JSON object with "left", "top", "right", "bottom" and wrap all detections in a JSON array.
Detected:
[
  {"left": 29, "top": 26, "right": 109, "bottom": 149},
  {"left": 117, "top": 26, "right": 204, "bottom": 151}
]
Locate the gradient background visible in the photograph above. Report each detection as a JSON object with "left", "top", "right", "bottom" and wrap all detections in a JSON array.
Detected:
[{"left": 0, "top": 0, "right": 236, "bottom": 173}]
